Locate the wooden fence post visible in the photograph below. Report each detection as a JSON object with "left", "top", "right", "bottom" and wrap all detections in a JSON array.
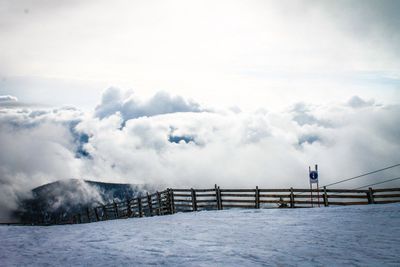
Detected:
[
  {"left": 138, "top": 197, "right": 143, "bottom": 217},
  {"left": 102, "top": 205, "right": 108, "bottom": 220},
  {"left": 367, "top": 187, "right": 375, "bottom": 204},
  {"left": 126, "top": 199, "right": 132, "bottom": 217},
  {"left": 86, "top": 207, "right": 91, "bottom": 222},
  {"left": 191, "top": 188, "right": 197, "bottom": 211},
  {"left": 170, "top": 189, "right": 176, "bottom": 214},
  {"left": 157, "top": 191, "right": 162, "bottom": 215},
  {"left": 369, "top": 187, "right": 375, "bottom": 204},
  {"left": 94, "top": 207, "right": 99, "bottom": 221},
  {"left": 166, "top": 188, "right": 172, "bottom": 214},
  {"left": 255, "top": 186, "right": 260, "bottom": 209},
  {"left": 147, "top": 192, "right": 153, "bottom": 216},
  {"left": 215, "top": 184, "right": 222, "bottom": 210},
  {"left": 219, "top": 186, "right": 223, "bottom": 210},
  {"left": 103, "top": 205, "right": 108, "bottom": 220},
  {"left": 323, "top": 186, "right": 329, "bottom": 207},
  {"left": 113, "top": 200, "right": 119, "bottom": 218},
  {"left": 290, "top": 187, "right": 295, "bottom": 208}
]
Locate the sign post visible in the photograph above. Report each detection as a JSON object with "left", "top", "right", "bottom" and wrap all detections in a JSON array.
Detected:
[{"left": 309, "top": 164, "right": 320, "bottom": 207}]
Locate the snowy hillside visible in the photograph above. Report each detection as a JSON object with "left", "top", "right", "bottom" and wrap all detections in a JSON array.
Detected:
[{"left": 1, "top": 204, "right": 400, "bottom": 266}]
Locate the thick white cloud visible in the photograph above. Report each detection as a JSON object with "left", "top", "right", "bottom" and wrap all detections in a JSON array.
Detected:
[
  {"left": 94, "top": 87, "right": 202, "bottom": 120},
  {"left": 0, "top": 91, "right": 399, "bottom": 221},
  {"left": 0, "top": 95, "right": 18, "bottom": 102}
]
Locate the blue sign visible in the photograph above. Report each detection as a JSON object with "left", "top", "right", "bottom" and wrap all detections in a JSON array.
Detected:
[{"left": 309, "top": 171, "right": 318, "bottom": 183}]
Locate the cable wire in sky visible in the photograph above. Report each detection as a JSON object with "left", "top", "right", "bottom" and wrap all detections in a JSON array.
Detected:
[
  {"left": 353, "top": 176, "right": 400, "bottom": 190},
  {"left": 322, "top": 163, "right": 400, "bottom": 188}
]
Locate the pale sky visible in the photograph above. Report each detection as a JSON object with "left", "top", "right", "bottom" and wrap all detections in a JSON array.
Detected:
[{"left": 1, "top": 0, "right": 400, "bottom": 109}]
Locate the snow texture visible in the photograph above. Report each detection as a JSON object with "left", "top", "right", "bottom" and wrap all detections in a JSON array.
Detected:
[{"left": 1, "top": 204, "right": 400, "bottom": 266}]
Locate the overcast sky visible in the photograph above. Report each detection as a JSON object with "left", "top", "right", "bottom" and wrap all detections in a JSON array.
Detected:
[{"left": 1, "top": 0, "right": 399, "bottom": 110}]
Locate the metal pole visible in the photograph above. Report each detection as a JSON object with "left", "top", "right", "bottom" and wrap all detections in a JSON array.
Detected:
[
  {"left": 310, "top": 182, "right": 314, "bottom": 207},
  {"left": 317, "top": 181, "right": 320, "bottom": 207}
]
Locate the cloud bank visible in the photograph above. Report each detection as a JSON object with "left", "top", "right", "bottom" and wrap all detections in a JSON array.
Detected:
[
  {"left": 0, "top": 95, "right": 18, "bottom": 102},
  {"left": 94, "top": 88, "right": 202, "bottom": 121},
  {"left": 1, "top": 88, "right": 399, "bottom": 220}
]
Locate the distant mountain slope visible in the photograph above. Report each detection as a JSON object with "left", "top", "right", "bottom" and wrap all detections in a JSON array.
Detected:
[{"left": 18, "top": 179, "right": 152, "bottom": 224}]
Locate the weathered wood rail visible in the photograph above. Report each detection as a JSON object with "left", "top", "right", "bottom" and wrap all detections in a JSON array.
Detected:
[{"left": 61, "top": 186, "right": 400, "bottom": 225}]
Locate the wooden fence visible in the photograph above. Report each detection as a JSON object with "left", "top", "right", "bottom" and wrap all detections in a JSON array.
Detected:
[{"left": 65, "top": 186, "right": 400, "bottom": 225}]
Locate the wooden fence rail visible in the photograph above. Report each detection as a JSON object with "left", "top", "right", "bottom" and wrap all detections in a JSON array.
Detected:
[{"left": 59, "top": 186, "right": 400, "bottom": 225}]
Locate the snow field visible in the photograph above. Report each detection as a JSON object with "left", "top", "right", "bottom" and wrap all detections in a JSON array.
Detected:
[{"left": 1, "top": 204, "right": 400, "bottom": 266}]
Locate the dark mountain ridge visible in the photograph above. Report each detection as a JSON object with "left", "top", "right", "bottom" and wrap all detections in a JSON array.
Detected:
[{"left": 18, "top": 179, "right": 152, "bottom": 224}]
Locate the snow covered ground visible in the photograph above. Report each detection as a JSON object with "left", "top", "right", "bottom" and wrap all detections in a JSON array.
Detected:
[{"left": 1, "top": 204, "right": 400, "bottom": 266}]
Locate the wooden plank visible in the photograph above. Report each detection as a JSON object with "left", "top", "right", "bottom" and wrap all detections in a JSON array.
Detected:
[
  {"left": 221, "top": 193, "right": 255, "bottom": 197},
  {"left": 259, "top": 200, "right": 291, "bottom": 204},
  {"left": 192, "top": 189, "right": 215, "bottom": 192},
  {"left": 196, "top": 199, "right": 218, "bottom": 203},
  {"left": 175, "top": 203, "right": 192, "bottom": 207},
  {"left": 220, "top": 189, "right": 256, "bottom": 192},
  {"left": 293, "top": 200, "right": 321, "bottom": 205},
  {"left": 259, "top": 189, "right": 291, "bottom": 193},
  {"left": 371, "top": 188, "right": 400, "bottom": 192},
  {"left": 174, "top": 199, "right": 192, "bottom": 203},
  {"left": 287, "top": 195, "right": 323, "bottom": 199},
  {"left": 293, "top": 188, "right": 327, "bottom": 193},
  {"left": 326, "top": 195, "right": 369, "bottom": 199},
  {"left": 374, "top": 200, "right": 400, "bottom": 204},
  {"left": 141, "top": 202, "right": 149, "bottom": 207},
  {"left": 174, "top": 193, "right": 192, "bottom": 197},
  {"left": 323, "top": 189, "right": 368, "bottom": 193},
  {"left": 196, "top": 194, "right": 217, "bottom": 197},
  {"left": 173, "top": 196, "right": 192, "bottom": 200},
  {"left": 171, "top": 189, "right": 192, "bottom": 192},
  {"left": 259, "top": 194, "right": 291, "bottom": 198},
  {"left": 221, "top": 204, "right": 255, "bottom": 208},
  {"left": 327, "top": 201, "right": 368, "bottom": 205},
  {"left": 221, "top": 199, "right": 255, "bottom": 203},
  {"left": 373, "top": 194, "right": 400, "bottom": 198}
]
